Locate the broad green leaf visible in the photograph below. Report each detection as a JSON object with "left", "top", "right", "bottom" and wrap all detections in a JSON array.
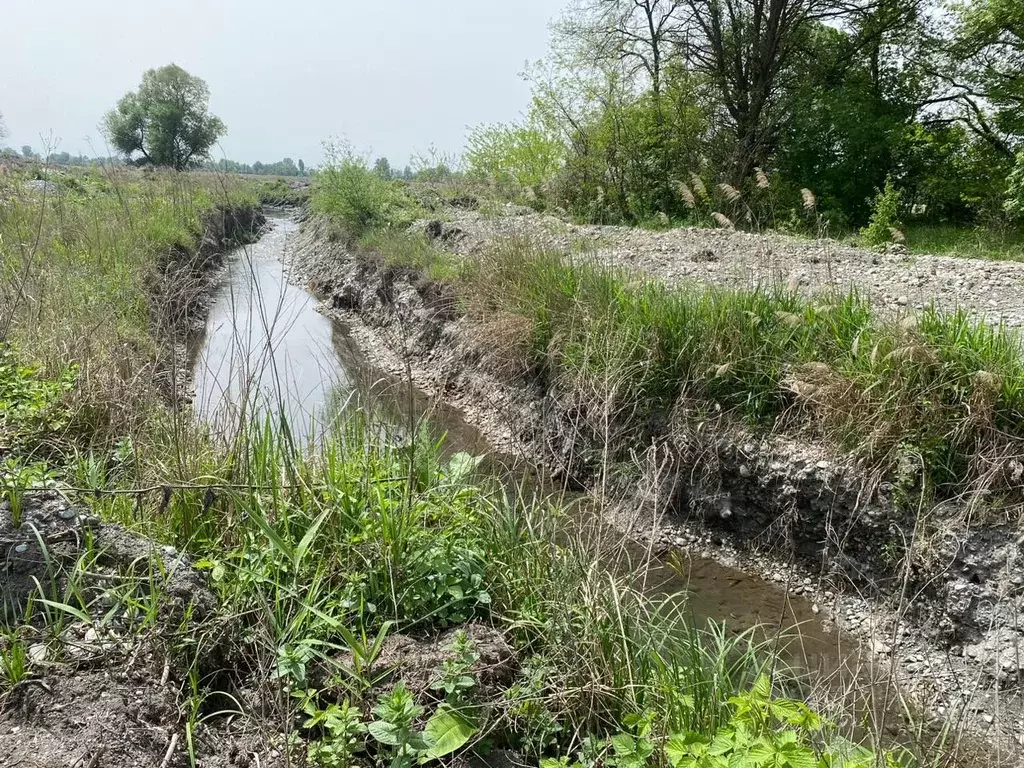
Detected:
[
  {"left": 422, "top": 706, "right": 477, "bottom": 759},
  {"left": 368, "top": 720, "right": 401, "bottom": 746}
]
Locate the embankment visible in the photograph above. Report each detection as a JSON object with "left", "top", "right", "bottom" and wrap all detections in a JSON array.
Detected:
[{"left": 290, "top": 213, "right": 1024, "bottom": 748}]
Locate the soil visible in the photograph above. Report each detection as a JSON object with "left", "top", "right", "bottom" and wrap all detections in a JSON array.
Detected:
[
  {"left": 286, "top": 212, "right": 1024, "bottom": 761},
  {"left": 0, "top": 496, "right": 287, "bottom": 768}
]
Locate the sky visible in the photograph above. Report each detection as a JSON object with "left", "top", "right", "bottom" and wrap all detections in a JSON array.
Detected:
[{"left": 0, "top": 0, "right": 566, "bottom": 168}]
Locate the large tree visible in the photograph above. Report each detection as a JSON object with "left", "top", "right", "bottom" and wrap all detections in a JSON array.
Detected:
[
  {"left": 943, "top": 0, "right": 1024, "bottom": 156},
  {"left": 103, "top": 64, "right": 226, "bottom": 170}
]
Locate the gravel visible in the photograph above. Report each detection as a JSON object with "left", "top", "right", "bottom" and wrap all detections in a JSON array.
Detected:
[{"left": 440, "top": 208, "right": 1024, "bottom": 329}]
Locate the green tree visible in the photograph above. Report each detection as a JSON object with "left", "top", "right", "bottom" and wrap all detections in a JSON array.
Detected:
[
  {"left": 103, "top": 64, "right": 226, "bottom": 170},
  {"left": 465, "top": 113, "right": 564, "bottom": 192},
  {"left": 1007, "top": 152, "right": 1024, "bottom": 219},
  {"left": 0, "top": 112, "right": 7, "bottom": 142},
  {"left": 373, "top": 156, "right": 393, "bottom": 179},
  {"left": 947, "top": 0, "right": 1024, "bottom": 156},
  {"left": 298, "top": 158, "right": 306, "bottom": 174}
]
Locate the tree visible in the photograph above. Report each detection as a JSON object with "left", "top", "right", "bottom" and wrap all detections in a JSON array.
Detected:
[
  {"left": 298, "top": 158, "right": 305, "bottom": 174},
  {"left": 560, "top": 0, "right": 686, "bottom": 97},
  {"left": 103, "top": 64, "right": 226, "bottom": 170},
  {"left": 21, "top": 145, "right": 34, "bottom": 159},
  {"left": 373, "top": 157, "right": 393, "bottom": 179},
  {"left": 0, "top": 112, "right": 7, "bottom": 142},
  {"left": 943, "top": 0, "right": 1024, "bottom": 156}
]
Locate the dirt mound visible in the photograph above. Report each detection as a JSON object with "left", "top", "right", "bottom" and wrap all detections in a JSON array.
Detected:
[
  {"left": 439, "top": 209, "right": 1024, "bottom": 329},
  {"left": 0, "top": 497, "right": 283, "bottom": 768}
]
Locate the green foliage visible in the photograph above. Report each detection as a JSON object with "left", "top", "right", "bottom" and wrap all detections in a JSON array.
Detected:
[
  {"left": 370, "top": 684, "right": 426, "bottom": 753},
  {"left": 103, "top": 64, "right": 226, "bottom": 170},
  {"left": 1, "top": 458, "right": 54, "bottom": 528},
  {"left": 429, "top": 630, "right": 479, "bottom": 703},
  {"left": 0, "top": 345, "right": 76, "bottom": 449},
  {"left": 860, "top": 177, "right": 904, "bottom": 247},
  {"left": 303, "top": 697, "right": 367, "bottom": 768},
  {"left": 313, "top": 142, "right": 422, "bottom": 236},
  {"left": 0, "top": 634, "right": 29, "bottom": 690},
  {"left": 1007, "top": 152, "right": 1024, "bottom": 220},
  {"left": 465, "top": 114, "right": 565, "bottom": 197}
]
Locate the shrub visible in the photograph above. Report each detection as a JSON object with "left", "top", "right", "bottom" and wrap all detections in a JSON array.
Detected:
[
  {"left": 313, "top": 141, "right": 420, "bottom": 236},
  {"left": 860, "top": 176, "right": 904, "bottom": 246},
  {"left": 465, "top": 119, "right": 564, "bottom": 197}
]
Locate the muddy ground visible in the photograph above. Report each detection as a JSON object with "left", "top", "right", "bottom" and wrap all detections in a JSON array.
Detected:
[{"left": 288, "top": 212, "right": 1024, "bottom": 760}]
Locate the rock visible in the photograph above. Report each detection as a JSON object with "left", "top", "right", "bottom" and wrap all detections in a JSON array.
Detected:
[
  {"left": 870, "top": 640, "right": 892, "bottom": 655},
  {"left": 896, "top": 295, "right": 908, "bottom": 306}
]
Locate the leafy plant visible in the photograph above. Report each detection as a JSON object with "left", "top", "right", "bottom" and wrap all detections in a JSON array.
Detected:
[
  {"left": 302, "top": 696, "right": 367, "bottom": 768},
  {"left": 860, "top": 176, "right": 904, "bottom": 247},
  {"left": 429, "top": 630, "right": 479, "bottom": 704},
  {"left": 2, "top": 458, "right": 54, "bottom": 528},
  {"left": 663, "top": 675, "right": 875, "bottom": 768},
  {"left": 367, "top": 683, "right": 478, "bottom": 768},
  {"left": 0, "top": 633, "right": 30, "bottom": 690},
  {"left": 368, "top": 683, "right": 429, "bottom": 768}
]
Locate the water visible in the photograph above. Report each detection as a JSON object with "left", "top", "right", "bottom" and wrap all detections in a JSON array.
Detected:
[
  {"left": 192, "top": 214, "right": 354, "bottom": 440},
  {"left": 191, "top": 213, "right": 1003, "bottom": 762}
]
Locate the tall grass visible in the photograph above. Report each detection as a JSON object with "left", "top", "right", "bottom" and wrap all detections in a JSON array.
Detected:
[
  {"left": 412, "top": 235, "right": 1024, "bottom": 498},
  {"left": 904, "top": 223, "right": 1024, "bottom": 261},
  {"left": 0, "top": 164, "right": 258, "bottom": 456}
]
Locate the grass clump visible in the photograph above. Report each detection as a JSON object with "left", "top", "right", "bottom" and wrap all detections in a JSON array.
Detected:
[{"left": 487, "top": 241, "right": 1024, "bottom": 494}]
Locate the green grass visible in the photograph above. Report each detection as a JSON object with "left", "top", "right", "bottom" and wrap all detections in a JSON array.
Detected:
[
  {"left": 60, "top": 408, "right": 885, "bottom": 767},
  {"left": 0, "top": 164, "right": 259, "bottom": 455},
  {"left": 903, "top": 223, "right": 1024, "bottom": 261},
  {"left": 347, "top": 225, "right": 1024, "bottom": 502}
]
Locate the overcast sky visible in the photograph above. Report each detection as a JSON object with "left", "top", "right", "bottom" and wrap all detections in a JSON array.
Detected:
[{"left": 0, "top": 0, "right": 565, "bottom": 167}]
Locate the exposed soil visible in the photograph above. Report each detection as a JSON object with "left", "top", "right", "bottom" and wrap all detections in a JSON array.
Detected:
[
  {"left": 0, "top": 496, "right": 286, "bottom": 768},
  {"left": 287, "top": 213, "right": 1024, "bottom": 760}
]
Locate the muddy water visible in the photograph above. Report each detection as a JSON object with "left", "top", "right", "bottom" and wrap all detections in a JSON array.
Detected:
[
  {"left": 192, "top": 214, "right": 355, "bottom": 440},
  {"left": 191, "top": 213, "right": 961, "bottom": 755}
]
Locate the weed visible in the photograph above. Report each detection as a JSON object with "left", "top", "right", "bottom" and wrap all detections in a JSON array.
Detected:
[
  {"left": 301, "top": 697, "right": 367, "bottom": 768},
  {"left": 1, "top": 458, "right": 54, "bottom": 528},
  {"left": 861, "top": 176, "right": 904, "bottom": 247},
  {"left": 430, "top": 629, "right": 479, "bottom": 704}
]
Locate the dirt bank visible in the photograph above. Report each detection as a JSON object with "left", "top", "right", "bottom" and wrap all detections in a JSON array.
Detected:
[
  {"left": 0, "top": 495, "right": 287, "bottom": 768},
  {"left": 289, "top": 214, "right": 1024, "bottom": 757}
]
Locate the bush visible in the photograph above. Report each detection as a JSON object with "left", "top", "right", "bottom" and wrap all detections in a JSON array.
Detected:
[
  {"left": 860, "top": 176, "right": 904, "bottom": 246},
  {"left": 465, "top": 119, "right": 564, "bottom": 197},
  {"left": 313, "top": 141, "right": 420, "bottom": 236}
]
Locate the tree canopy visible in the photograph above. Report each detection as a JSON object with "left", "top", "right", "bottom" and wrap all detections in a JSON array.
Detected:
[
  {"left": 103, "top": 64, "right": 225, "bottom": 170},
  {"left": 469, "top": 0, "right": 1024, "bottom": 230}
]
